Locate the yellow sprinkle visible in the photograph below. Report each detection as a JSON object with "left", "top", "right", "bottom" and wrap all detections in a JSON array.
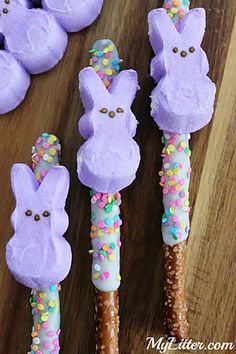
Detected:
[
  {"left": 168, "top": 144, "right": 175, "bottom": 152},
  {"left": 94, "top": 65, "right": 100, "bottom": 72},
  {"left": 41, "top": 315, "right": 48, "bottom": 322},
  {"left": 166, "top": 169, "right": 173, "bottom": 176},
  {"left": 89, "top": 58, "right": 93, "bottom": 66},
  {"left": 169, "top": 207, "right": 175, "bottom": 214},
  {"left": 93, "top": 272, "right": 99, "bottom": 279},
  {"left": 181, "top": 222, "right": 185, "bottom": 230},
  {"left": 103, "top": 47, "right": 109, "bottom": 54},
  {"left": 168, "top": 181, "right": 175, "bottom": 187},
  {"left": 114, "top": 228, "right": 119, "bottom": 233},
  {"left": 173, "top": 168, "right": 180, "bottom": 175},
  {"left": 185, "top": 200, "right": 189, "bottom": 206},
  {"left": 37, "top": 304, "right": 44, "bottom": 311},
  {"left": 175, "top": 184, "right": 180, "bottom": 190},
  {"left": 35, "top": 172, "right": 41, "bottom": 180},
  {"left": 103, "top": 58, "right": 109, "bottom": 66},
  {"left": 168, "top": 12, "right": 174, "bottom": 18},
  {"left": 88, "top": 249, "right": 94, "bottom": 254},
  {"left": 180, "top": 141, "right": 186, "bottom": 148},
  {"left": 31, "top": 302, "right": 37, "bottom": 308},
  {"left": 108, "top": 196, "right": 112, "bottom": 203},
  {"left": 108, "top": 45, "right": 114, "bottom": 52},
  {"left": 171, "top": 7, "right": 178, "bottom": 14},
  {"left": 109, "top": 254, "right": 115, "bottom": 261},
  {"left": 48, "top": 300, "right": 55, "bottom": 308},
  {"left": 106, "top": 69, "right": 113, "bottom": 76},
  {"left": 159, "top": 171, "right": 164, "bottom": 176},
  {"left": 116, "top": 275, "right": 121, "bottom": 281},
  {"left": 39, "top": 292, "right": 47, "bottom": 299},
  {"left": 49, "top": 148, "right": 56, "bottom": 156},
  {"left": 97, "top": 230, "right": 104, "bottom": 237},
  {"left": 47, "top": 156, "right": 53, "bottom": 163},
  {"left": 32, "top": 345, "right": 39, "bottom": 352}
]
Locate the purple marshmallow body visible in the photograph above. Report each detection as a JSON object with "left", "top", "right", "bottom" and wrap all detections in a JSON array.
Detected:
[
  {"left": 0, "top": 0, "right": 103, "bottom": 114},
  {"left": 77, "top": 67, "right": 140, "bottom": 193},
  {"left": 6, "top": 164, "right": 72, "bottom": 289},
  {"left": 148, "top": 8, "right": 216, "bottom": 133}
]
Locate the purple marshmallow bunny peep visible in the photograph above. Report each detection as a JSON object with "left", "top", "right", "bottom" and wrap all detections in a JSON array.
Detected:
[
  {"left": 6, "top": 163, "right": 71, "bottom": 289},
  {"left": 77, "top": 67, "right": 140, "bottom": 193},
  {"left": 0, "top": 0, "right": 103, "bottom": 114},
  {"left": 149, "top": 8, "right": 216, "bottom": 133}
]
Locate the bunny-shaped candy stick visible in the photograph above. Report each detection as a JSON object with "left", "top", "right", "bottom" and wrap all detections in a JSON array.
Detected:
[
  {"left": 77, "top": 67, "right": 140, "bottom": 193},
  {"left": 6, "top": 163, "right": 71, "bottom": 289},
  {"left": 149, "top": 8, "right": 216, "bottom": 133}
]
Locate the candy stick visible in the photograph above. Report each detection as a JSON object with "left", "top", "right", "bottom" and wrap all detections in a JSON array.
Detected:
[
  {"left": 29, "top": 133, "right": 62, "bottom": 354},
  {"left": 77, "top": 40, "right": 140, "bottom": 353},
  {"left": 6, "top": 132, "right": 71, "bottom": 354},
  {"left": 148, "top": 0, "right": 216, "bottom": 341}
]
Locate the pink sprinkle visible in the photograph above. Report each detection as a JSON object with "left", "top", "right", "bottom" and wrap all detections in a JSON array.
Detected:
[
  {"left": 104, "top": 52, "right": 111, "bottom": 58},
  {"left": 172, "top": 215, "right": 179, "bottom": 222},
  {"left": 54, "top": 345, "right": 60, "bottom": 351},
  {"left": 34, "top": 308, "right": 39, "bottom": 314},
  {"left": 102, "top": 195, "right": 107, "bottom": 202},
  {"left": 179, "top": 163, "right": 183, "bottom": 169},
  {"left": 169, "top": 176, "right": 176, "bottom": 181},
  {"left": 53, "top": 339, "right": 59, "bottom": 346},
  {"left": 42, "top": 322, "right": 48, "bottom": 329},
  {"left": 107, "top": 248, "right": 112, "bottom": 254},
  {"left": 179, "top": 179, "right": 185, "bottom": 185},
  {"left": 113, "top": 221, "right": 119, "bottom": 229},
  {"left": 36, "top": 351, "right": 43, "bottom": 354},
  {"left": 160, "top": 176, "right": 165, "bottom": 183},
  {"left": 100, "top": 274, "right": 106, "bottom": 280},
  {"left": 42, "top": 142, "right": 49, "bottom": 149},
  {"left": 43, "top": 342, "right": 51, "bottom": 349},
  {"left": 98, "top": 202, "right": 105, "bottom": 208},
  {"left": 163, "top": 188, "right": 168, "bottom": 194},
  {"left": 36, "top": 137, "right": 42, "bottom": 144},
  {"left": 178, "top": 146, "right": 184, "bottom": 152},
  {"left": 48, "top": 331, "right": 55, "bottom": 337},
  {"left": 177, "top": 231, "right": 182, "bottom": 238},
  {"left": 169, "top": 200, "right": 175, "bottom": 207},
  {"left": 165, "top": 155, "right": 171, "bottom": 162},
  {"left": 104, "top": 272, "right": 110, "bottom": 279},
  {"left": 164, "top": 1, "right": 171, "bottom": 9},
  {"left": 91, "top": 196, "right": 97, "bottom": 204},
  {"left": 35, "top": 155, "right": 40, "bottom": 161},
  {"left": 117, "top": 240, "right": 122, "bottom": 247},
  {"left": 40, "top": 169, "right": 46, "bottom": 177},
  {"left": 175, "top": 199, "right": 182, "bottom": 206},
  {"left": 95, "top": 192, "right": 101, "bottom": 199},
  {"left": 56, "top": 329, "right": 61, "bottom": 336},
  {"left": 99, "top": 255, "right": 105, "bottom": 262},
  {"left": 98, "top": 221, "right": 105, "bottom": 229},
  {"left": 37, "top": 296, "right": 42, "bottom": 303}
]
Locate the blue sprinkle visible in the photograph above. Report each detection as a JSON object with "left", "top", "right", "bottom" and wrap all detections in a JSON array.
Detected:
[
  {"left": 42, "top": 132, "right": 49, "bottom": 138},
  {"left": 113, "top": 215, "right": 120, "bottom": 221},
  {"left": 104, "top": 218, "right": 112, "bottom": 226},
  {"left": 162, "top": 216, "right": 168, "bottom": 223},
  {"left": 50, "top": 285, "right": 57, "bottom": 292},
  {"left": 170, "top": 226, "right": 177, "bottom": 235},
  {"left": 97, "top": 51, "right": 104, "bottom": 57}
]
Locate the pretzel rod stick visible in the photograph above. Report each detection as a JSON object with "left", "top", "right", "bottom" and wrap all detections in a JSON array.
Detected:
[
  {"left": 160, "top": 0, "right": 190, "bottom": 341},
  {"left": 29, "top": 133, "right": 62, "bottom": 354},
  {"left": 88, "top": 39, "right": 122, "bottom": 354}
]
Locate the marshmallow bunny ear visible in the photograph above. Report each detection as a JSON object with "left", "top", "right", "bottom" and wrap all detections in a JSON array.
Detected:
[
  {"left": 11, "top": 164, "right": 39, "bottom": 202},
  {"left": 148, "top": 9, "right": 179, "bottom": 53},
  {"left": 79, "top": 67, "right": 108, "bottom": 110},
  {"left": 110, "top": 70, "right": 139, "bottom": 106},
  {"left": 38, "top": 166, "right": 69, "bottom": 208},
  {"left": 179, "top": 8, "right": 206, "bottom": 45}
]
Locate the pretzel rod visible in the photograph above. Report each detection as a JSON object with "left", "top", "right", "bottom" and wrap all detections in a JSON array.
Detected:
[
  {"left": 149, "top": 0, "right": 216, "bottom": 341},
  {"left": 89, "top": 40, "right": 121, "bottom": 354},
  {"left": 161, "top": 0, "right": 191, "bottom": 341},
  {"left": 29, "top": 133, "right": 62, "bottom": 354}
]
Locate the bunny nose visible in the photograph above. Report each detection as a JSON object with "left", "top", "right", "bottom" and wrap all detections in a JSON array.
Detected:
[
  {"left": 34, "top": 214, "right": 40, "bottom": 221},
  {"left": 180, "top": 50, "right": 188, "bottom": 58},
  {"left": 109, "top": 111, "right": 116, "bottom": 118}
]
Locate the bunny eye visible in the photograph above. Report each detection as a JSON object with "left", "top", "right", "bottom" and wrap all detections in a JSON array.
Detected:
[
  {"left": 99, "top": 108, "right": 108, "bottom": 113},
  {"left": 116, "top": 108, "right": 124, "bottom": 113},
  {"left": 172, "top": 47, "right": 178, "bottom": 53},
  {"left": 189, "top": 47, "right": 195, "bottom": 53},
  {"left": 25, "top": 210, "right": 32, "bottom": 217},
  {"left": 42, "top": 211, "right": 50, "bottom": 217}
]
